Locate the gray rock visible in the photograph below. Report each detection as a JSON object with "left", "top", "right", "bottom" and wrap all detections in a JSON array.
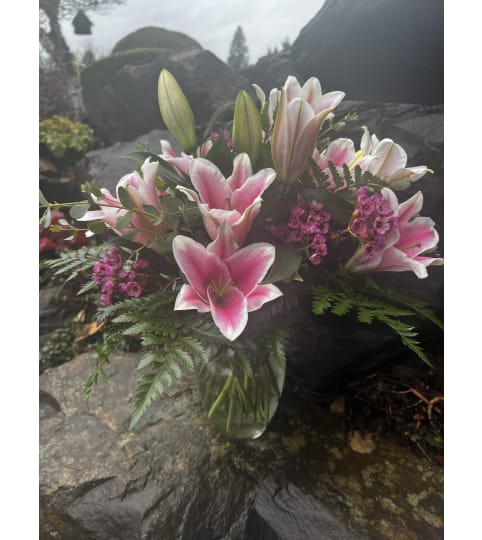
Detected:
[
  {"left": 82, "top": 49, "right": 250, "bottom": 144},
  {"left": 40, "top": 352, "right": 443, "bottom": 539},
  {"left": 73, "top": 129, "right": 180, "bottom": 194},
  {"left": 241, "top": 50, "right": 302, "bottom": 95},
  {"left": 291, "top": 0, "right": 443, "bottom": 105}
]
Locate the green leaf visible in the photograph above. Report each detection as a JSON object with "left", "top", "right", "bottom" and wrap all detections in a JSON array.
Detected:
[
  {"left": 143, "top": 204, "right": 161, "bottom": 218},
  {"left": 87, "top": 221, "right": 108, "bottom": 234},
  {"left": 262, "top": 245, "right": 302, "bottom": 284},
  {"left": 117, "top": 186, "right": 135, "bottom": 209},
  {"left": 69, "top": 203, "right": 90, "bottom": 220},
  {"left": 389, "top": 179, "right": 412, "bottom": 191},
  {"left": 204, "top": 137, "right": 234, "bottom": 177},
  {"left": 39, "top": 190, "right": 49, "bottom": 207},
  {"left": 202, "top": 100, "right": 235, "bottom": 141},
  {"left": 115, "top": 212, "right": 132, "bottom": 229}
]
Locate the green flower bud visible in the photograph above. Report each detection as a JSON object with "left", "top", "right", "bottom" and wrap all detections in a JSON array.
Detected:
[
  {"left": 232, "top": 90, "right": 262, "bottom": 166},
  {"left": 158, "top": 69, "right": 197, "bottom": 153}
]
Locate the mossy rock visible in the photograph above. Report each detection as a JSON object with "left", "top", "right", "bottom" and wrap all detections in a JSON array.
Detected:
[
  {"left": 80, "top": 48, "right": 166, "bottom": 111},
  {"left": 111, "top": 26, "right": 202, "bottom": 55}
]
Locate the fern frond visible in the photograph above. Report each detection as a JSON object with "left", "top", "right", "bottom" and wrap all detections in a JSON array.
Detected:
[{"left": 312, "top": 282, "right": 436, "bottom": 367}]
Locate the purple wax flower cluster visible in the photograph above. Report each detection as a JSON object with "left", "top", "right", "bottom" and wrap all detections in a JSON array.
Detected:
[
  {"left": 268, "top": 200, "right": 331, "bottom": 265},
  {"left": 350, "top": 187, "right": 399, "bottom": 256},
  {"left": 210, "top": 129, "right": 234, "bottom": 150},
  {"left": 93, "top": 247, "right": 149, "bottom": 306}
]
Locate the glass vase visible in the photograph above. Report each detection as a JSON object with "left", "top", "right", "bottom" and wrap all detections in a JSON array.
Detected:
[{"left": 197, "top": 343, "right": 286, "bottom": 440}]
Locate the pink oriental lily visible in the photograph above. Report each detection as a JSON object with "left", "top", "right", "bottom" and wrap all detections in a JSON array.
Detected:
[
  {"left": 254, "top": 75, "right": 345, "bottom": 128},
  {"left": 312, "top": 138, "right": 356, "bottom": 190},
  {"left": 78, "top": 159, "right": 167, "bottom": 252},
  {"left": 357, "top": 127, "right": 429, "bottom": 186},
  {"left": 159, "top": 139, "right": 213, "bottom": 179},
  {"left": 270, "top": 77, "right": 345, "bottom": 184},
  {"left": 172, "top": 228, "right": 282, "bottom": 341},
  {"left": 177, "top": 153, "right": 276, "bottom": 245},
  {"left": 345, "top": 188, "right": 443, "bottom": 279}
]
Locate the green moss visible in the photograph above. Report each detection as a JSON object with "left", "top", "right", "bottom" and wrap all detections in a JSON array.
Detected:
[
  {"left": 111, "top": 27, "right": 201, "bottom": 55},
  {"left": 80, "top": 48, "right": 166, "bottom": 110}
]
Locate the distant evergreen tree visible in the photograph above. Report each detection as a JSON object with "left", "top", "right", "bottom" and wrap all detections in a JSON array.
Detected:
[
  {"left": 227, "top": 26, "right": 249, "bottom": 70},
  {"left": 281, "top": 37, "right": 291, "bottom": 51}
]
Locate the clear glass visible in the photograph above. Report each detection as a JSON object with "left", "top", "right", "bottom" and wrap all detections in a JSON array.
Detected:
[{"left": 197, "top": 345, "right": 286, "bottom": 440}]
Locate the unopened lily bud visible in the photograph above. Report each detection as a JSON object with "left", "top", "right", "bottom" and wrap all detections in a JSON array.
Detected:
[
  {"left": 232, "top": 90, "right": 262, "bottom": 166},
  {"left": 157, "top": 69, "right": 197, "bottom": 153}
]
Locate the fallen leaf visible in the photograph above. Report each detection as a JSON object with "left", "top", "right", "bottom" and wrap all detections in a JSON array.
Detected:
[
  {"left": 348, "top": 431, "right": 377, "bottom": 454},
  {"left": 329, "top": 396, "right": 345, "bottom": 415},
  {"left": 75, "top": 321, "right": 105, "bottom": 342}
]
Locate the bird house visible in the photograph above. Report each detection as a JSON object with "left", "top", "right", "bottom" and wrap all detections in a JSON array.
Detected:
[{"left": 72, "top": 10, "right": 93, "bottom": 36}]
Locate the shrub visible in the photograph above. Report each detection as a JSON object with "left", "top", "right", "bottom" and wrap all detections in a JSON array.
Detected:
[
  {"left": 39, "top": 115, "right": 95, "bottom": 159},
  {"left": 111, "top": 27, "right": 201, "bottom": 55},
  {"left": 80, "top": 48, "right": 166, "bottom": 110}
]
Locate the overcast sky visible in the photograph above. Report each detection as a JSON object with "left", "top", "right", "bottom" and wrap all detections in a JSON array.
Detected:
[{"left": 60, "top": 0, "right": 325, "bottom": 64}]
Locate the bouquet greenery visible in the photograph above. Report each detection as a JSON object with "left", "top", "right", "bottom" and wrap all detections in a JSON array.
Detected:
[{"left": 39, "top": 70, "right": 443, "bottom": 436}]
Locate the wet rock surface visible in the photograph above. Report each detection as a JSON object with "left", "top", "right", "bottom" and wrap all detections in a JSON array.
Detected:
[
  {"left": 73, "top": 129, "right": 179, "bottom": 195},
  {"left": 40, "top": 352, "right": 443, "bottom": 539},
  {"left": 82, "top": 49, "right": 249, "bottom": 144},
  {"left": 291, "top": 0, "right": 443, "bottom": 105}
]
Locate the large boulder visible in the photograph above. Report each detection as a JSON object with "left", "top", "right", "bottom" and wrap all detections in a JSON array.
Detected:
[
  {"left": 81, "top": 49, "right": 249, "bottom": 144},
  {"left": 73, "top": 129, "right": 180, "bottom": 195},
  {"left": 241, "top": 50, "right": 301, "bottom": 95},
  {"left": 291, "top": 0, "right": 443, "bottom": 105},
  {"left": 40, "top": 351, "right": 443, "bottom": 539},
  {"left": 112, "top": 26, "right": 202, "bottom": 55}
]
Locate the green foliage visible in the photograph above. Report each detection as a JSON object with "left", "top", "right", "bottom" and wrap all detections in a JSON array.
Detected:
[
  {"left": 40, "top": 245, "right": 106, "bottom": 286},
  {"left": 80, "top": 48, "right": 166, "bottom": 110},
  {"left": 312, "top": 279, "right": 442, "bottom": 366},
  {"left": 83, "top": 331, "right": 124, "bottom": 404},
  {"left": 40, "top": 320, "right": 77, "bottom": 371},
  {"left": 111, "top": 27, "right": 202, "bottom": 55},
  {"left": 94, "top": 292, "right": 209, "bottom": 428},
  {"left": 39, "top": 115, "right": 95, "bottom": 159},
  {"left": 227, "top": 26, "right": 249, "bottom": 70}
]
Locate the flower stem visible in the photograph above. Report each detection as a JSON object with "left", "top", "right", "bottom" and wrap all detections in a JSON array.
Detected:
[{"left": 207, "top": 373, "right": 233, "bottom": 419}]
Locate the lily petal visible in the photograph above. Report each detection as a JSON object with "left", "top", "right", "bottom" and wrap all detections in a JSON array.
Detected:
[
  {"left": 225, "top": 242, "right": 276, "bottom": 296},
  {"left": 207, "top": 284, "right": 248, "bottom": 341},
  {"left": 228, "top": 153, "right": 253, "bottom": 191},
  {"left": 230, "top": 168, "right": 276, "bottom": 213},
  {"left": 207, "top": 223, "right": 239, "bottom": 259},
  {"left": 174, "top": 284, "right": 210, "bottom": 312},
  {"left": 172, "top": 235, "right": 230, "bottom": 301},
  {"left": 247, "top": 284, "right": 283, "bottom": 312},
  {"left": 397, "top": 191, "right": 423, "bottom": 226},
  {"left": 190, "top": 158, "right": 231, "bottom": 209}
]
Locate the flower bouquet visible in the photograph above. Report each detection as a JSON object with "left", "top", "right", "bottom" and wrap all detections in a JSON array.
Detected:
[{"left": 39, "top": 71, "right": 443, "bottom": 440}]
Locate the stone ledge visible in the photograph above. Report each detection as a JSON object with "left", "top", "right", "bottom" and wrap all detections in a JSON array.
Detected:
[{"left": 40, "top": 352, "right": 443, "bottom": 539}]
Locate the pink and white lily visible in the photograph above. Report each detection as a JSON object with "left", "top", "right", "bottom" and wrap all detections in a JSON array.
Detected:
[
  {"left": 270, "top": 77, "right": 345, "bottom": 184},
  {"left": 345, "top": 188, "right": 443, "bottom": 278},
  {"left": 78, "top": 159, "right": 167, "bottom": 252},
  {"left": 356, "top": 127, "right": 429, "bottom": 186},
  {"left": 254, "top": 75, "right": 345, "bottom": 128},
  {"left": 312, "top": 138, "right": 356, "bottom": 190},
  {"left": 159, "top": 139, "right": 213, "bottom": 179},
  {"left": 177, "top": 153, "right": 276, "bottom": 245},
  {"left": 172, "top": 226, "right": 282, "bottom": 341}
]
